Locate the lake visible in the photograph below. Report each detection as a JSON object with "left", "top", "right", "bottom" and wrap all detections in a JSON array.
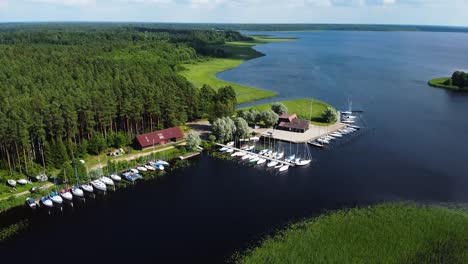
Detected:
[{"left": 2, "top": 31, "right": 468, "bottom": 263}]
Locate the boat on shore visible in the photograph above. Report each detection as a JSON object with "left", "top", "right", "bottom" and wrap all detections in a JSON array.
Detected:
[
  {"left": 17, "top": 179, "right": 28, "bottom": 185},
  {"left": 7, "top": 179, "right": 16, "bottom": 187}
]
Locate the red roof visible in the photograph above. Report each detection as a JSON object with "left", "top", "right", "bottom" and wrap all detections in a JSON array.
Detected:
[
  {"left": 135, "top": 127, "right": 184, "bottom": 149},
  {"left": 279, "top": 113, "right": 297, "bottom": 122}
]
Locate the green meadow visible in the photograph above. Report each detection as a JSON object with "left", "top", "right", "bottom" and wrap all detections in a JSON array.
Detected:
[
  {"left": 180, "top": 36, "right": 296, "bottom": 104},
  {"left": 241, "top": 98, "right": 334, "bottom": 125},
  {"left": 238, "top": 203, "right": 468, "bottom": 264},
  {"left": 428, "top": 77, "right": 468, "bottom": 91}
]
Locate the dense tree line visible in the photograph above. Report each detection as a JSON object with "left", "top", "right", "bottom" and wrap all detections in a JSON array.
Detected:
[
  {"left": 0, "top": 27, "right": 241, "bottom": 176},
  {"left": 450, "top": 71, "right": 468, "bottom": 88}
]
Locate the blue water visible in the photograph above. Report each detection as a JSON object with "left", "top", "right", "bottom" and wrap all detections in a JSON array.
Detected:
[{"left": 2, "top": 31, "right": 468, "bottom": 263}]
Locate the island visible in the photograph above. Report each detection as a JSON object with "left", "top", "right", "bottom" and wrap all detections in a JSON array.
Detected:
[{"left": 428, "top": 71, "right": 468, "bottom": 91}]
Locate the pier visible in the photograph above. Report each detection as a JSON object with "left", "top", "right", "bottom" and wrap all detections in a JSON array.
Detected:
[
  {"left": 215, "top": 143, "right": 296, "bottom": 167},
  {"left": 179, "top": 152, "right": 201, "bottom": 160}
]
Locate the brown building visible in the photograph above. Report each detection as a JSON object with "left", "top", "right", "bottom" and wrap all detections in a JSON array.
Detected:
[
  {"left": 135, "top": 127, "right": 184, "bottom": 150},
  {"left": 276, "top": 113, "right": 310, "bottom": 133}
]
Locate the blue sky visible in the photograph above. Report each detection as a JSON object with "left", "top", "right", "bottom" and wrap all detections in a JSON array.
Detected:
[{"left": 0, "top": 0, "right": 467, "bottom": 26}]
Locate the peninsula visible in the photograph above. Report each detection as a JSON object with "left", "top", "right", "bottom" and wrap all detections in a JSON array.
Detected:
[{"left": 428, "top": 71, "right": 468, "bottom": 91}]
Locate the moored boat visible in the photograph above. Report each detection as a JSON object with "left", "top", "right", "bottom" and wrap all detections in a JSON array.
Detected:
[
  {"left": 49, "top": 192, "right": 63, "bottom": 205},
  {"left": 26, "top": 197, "right": 39, "bottom": 210},
  {"left": 71, "top": 186, "right": 84, "bottom": 198},
  {"left": 40, "top": 197, "right": 53, "bottom": 208},
  {"left": 267, "top": 161, "right": 279, "bottom": 168},
  {"left": 90, "top": 180, "right": 107, "bottom": 192},
  {"left": 257, "top": 158, "right": 267, "bottom": 165},
  {"left": 279, "top": 165, "right": 289, "bottom": 172},
  {"left": 81, "top": 184, "right": 93, "bottom": 194},
  {"left": 60, "top": 189, "right": 73, "bottom": 201},
  {"left": 110, "top": 174, "right": 122, "bottom": 182}
]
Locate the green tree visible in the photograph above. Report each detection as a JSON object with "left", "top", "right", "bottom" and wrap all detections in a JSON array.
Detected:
[
  {"left": 88, "top": 134, "right": 107, "bottom": 155},
  {"left": 186, "top": 132, "right": 201, "bottom": 150},
  {"left": 321, "top": 107, "right": 337, "bottom": 123},
  {"left": 271, "top": 103, "right": 288, "bottom": 115},
  {"left": 261, "top": 110, "right": 279, "bottom": 127},
  {"left": 234, "top": 117, "right": 250, "bottom": 139}
]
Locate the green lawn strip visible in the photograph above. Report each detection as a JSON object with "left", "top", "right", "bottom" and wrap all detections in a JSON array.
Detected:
[
  {"left": 428, "top": 77, "right": 468, "bottom": 91},
  {"left": 241, "top": 98, "right": 334, "bottom": 126},
  {"left": 238, "top": 203, "right": 468, "bottom": 264}
]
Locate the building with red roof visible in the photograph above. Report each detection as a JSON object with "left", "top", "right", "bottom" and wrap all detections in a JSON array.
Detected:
[
  {"left": 276, "top": 113, "right": 310, "bottom": 133},
  {"left": 134, "top": 127, "right": 184, "bottom": 150}
]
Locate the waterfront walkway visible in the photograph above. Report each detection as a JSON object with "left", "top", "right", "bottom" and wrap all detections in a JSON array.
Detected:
[{"left": 215, "top": 143, "right": 295, "bottom": 167}]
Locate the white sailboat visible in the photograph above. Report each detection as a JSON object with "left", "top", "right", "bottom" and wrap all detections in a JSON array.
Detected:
[
  {"left": 308, "top": 140, "right": 324, "bottom": 148},
  {"left": 279, "top": 165, "right": 289, "bottom": 172},
  {"left": 257, "top": 158, "right": 267, "bottom": 165},
  {"left": 91, "top": 180, "right": 107, "bottom": 192},
  {"left": 267, "top": 161, "right": 279, "bottom": 168}
]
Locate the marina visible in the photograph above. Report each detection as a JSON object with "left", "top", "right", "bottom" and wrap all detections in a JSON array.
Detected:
[
  {"left": 253, "top": 113, "right": 348, "bottom": 144},
  {"left": 216, "top": 143, "right": 296, "bottom": 167}
]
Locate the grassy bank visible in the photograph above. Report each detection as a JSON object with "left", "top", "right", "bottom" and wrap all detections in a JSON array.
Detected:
[
  {"left": 180, "top": 36, "right": 295, "bottom": 104},
  {"left": 241, "top": 98, "right": 334, "bottom": 126},
  {"left": 428, "top": 77, "right": 468, "bottom": 91},
  {"left": 237, "top": 203, "right": 468, "bottom": 264}
]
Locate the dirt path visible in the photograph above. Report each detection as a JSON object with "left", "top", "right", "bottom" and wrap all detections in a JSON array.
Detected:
[
  {"left": 0, "top": 182, "right": 54, "bottom": 202},
  {"left": 89, "top": 145, "right": 180, "bottom": 171}
]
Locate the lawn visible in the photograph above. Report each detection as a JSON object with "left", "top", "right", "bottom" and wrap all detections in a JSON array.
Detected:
[
  {"left": 179, "top": 36, "right": 296, "bottom": 104},
  {"left": 241, "top": 98, "right": 334, "bottom": 125},
  {"left": 238, "top": 203, "right": 468, "bottom": 264},
  {"left": 428, "top": 77, "right": 468, "bottom": 91}
]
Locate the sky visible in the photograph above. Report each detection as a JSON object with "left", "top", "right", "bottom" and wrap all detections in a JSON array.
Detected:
[{"left": 0, "top": 0, "right": 467, "bottom": 26}]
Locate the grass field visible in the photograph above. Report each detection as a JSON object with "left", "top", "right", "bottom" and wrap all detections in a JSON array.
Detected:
[
  {"left": 180, "top": 36, "right": 295, "bottom": 104},
  {"left": 241, "top": 98, "right": 334, "bottom": 125},
  {"left": 428, "top": 77, "right": 468, "bottom": 91},
  {"left": 238, "top": 203, "right": 468, "bottom": 264}
]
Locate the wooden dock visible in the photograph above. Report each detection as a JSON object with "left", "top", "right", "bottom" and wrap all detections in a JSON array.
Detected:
[
  {"left": 215, "top": 143, "right": 295, "bottom": 167},
  {"left": 179, "top": 152, "right": 201, "bottom": 160}
]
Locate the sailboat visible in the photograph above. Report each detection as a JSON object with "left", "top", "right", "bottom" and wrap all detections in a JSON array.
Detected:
[
  {"left": 91, "top": 180, "right": 107, "bottom": 193},
  {"left": 257, "top": 158, "right": 267, "bottom": 165},
  {"left": 59, "top": 169, "right": 73, "bottom": 203},
  {"left": 296, "top": 143, "right": 312, "bottom": 166},
  {"left": 49, "top": 191, "right": 63, "bottom": 205},
  {"left": 267, "top": 160, "right": 279, "bottom": 168},
  {"left": 308, "top": 140, "right": 324, "bottom": 148},
  {"left": 40, "top": 196, "right": 53, "bottom": 208},
  {"left": 279, "top": 165, "right": 289, "bottom": 172}
]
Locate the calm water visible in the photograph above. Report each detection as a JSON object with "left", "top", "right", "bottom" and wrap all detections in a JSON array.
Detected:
[{"left": 2, "top": 31, "right": 468, "bottom": 263}]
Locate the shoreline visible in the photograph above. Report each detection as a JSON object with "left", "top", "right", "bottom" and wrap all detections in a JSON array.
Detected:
[
  {"left": 180, "top": 36, "right": 295, "bottom": 104},
  {"left": 428, "top": 77, "right": 468, "bottom": 91}
]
